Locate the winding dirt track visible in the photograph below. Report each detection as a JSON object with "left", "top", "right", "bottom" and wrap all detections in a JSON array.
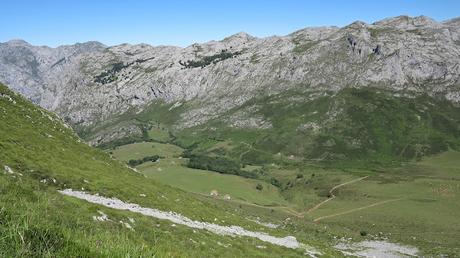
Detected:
[
  {"left": 192, "top": 175, "right": 372, "bottom": 219},
  {"left": 194, "top": 174, "right": 404, "bottom": 224},
  {"left": 305, "top": 176, "right": 369, "bottom": 214},
  {"left": 313, "top": 198, "right": 404, "bottom": 222}
]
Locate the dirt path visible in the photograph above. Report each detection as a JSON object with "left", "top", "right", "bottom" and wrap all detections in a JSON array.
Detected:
[
  {"left": 313, "top": 198, "right": 403, "bottom": 222},
  {"left": 191, "top": 175, "right": 371, "bottom": 219},
  {"left": 239, "top": 142, "right": 253, "bottom": 160},
  {"left": 59, "top": 189, "right": 319, "bottom": 252},
  {"left": 305, "top": 176, "right": 369, "bottom": 214}
]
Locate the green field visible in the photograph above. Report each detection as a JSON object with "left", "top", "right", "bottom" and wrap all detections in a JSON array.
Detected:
[
  {"left": 111, "top": 136, "right": 460, "bottom": 256},
  {"left": 140, "top": 161, "right": 288, "bottom": 206},
  {"left": 147, "top": 125, "right": 172, "bottom": 142},
  {"left": 110, "top": 141, "right": 289, "bottom": 206},
  {"left": 111, "top": 142, "right": 183, "bottom": 161},
  {"left": 300, "top": 151, "right": 460, "bottom": 256}
]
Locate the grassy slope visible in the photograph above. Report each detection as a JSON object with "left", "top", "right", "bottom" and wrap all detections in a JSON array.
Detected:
[
  {"left": 88, "top": 85, "right": 460, "bottom": 255},
  {"left": 110, "top": 142, "right": 288, "bottom": 206},
  {"left": 0, "top": 84, "right": 341, "bottom": 257},
  {"left": 108, "top": 138, "right": 460, "bottom": 256},
  {"left": 301, "top": 151, "right": 460, "bottom": 256},
  {"left": 77, "top": 100, "right": 187, "bottom": 148},
  {"left": 172, "top": 88, "right": 460, "bottom": 169},
  {"left": 76, "top": 85, "right": 460, "bottom": 170},
  {"left": 111, "top": 142, "right": 183, "bottom": 162}
]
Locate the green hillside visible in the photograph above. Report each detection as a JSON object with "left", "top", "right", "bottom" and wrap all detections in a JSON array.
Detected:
[
  {"left": 176, "top": 88, "right": 460, "bottom": 168},
  {"left": 0, "top": 83, "right": 336, "bottom": 257},
  {"left": 80, "top": 87, "right": 460, "bottom": 170},
  {"left": 86, "top": 85, "right": 460, "bottom": 256}
]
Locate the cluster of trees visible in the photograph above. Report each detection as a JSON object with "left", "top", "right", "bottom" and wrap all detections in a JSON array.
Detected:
[
  {"left": 94, "top": 61, "right": 139, "bottom": 84},
  {"left": 135, "top": 56, "right": 155, "bottom": 63},
  {"left": 186, "top": 154, "right": 258, "bottom": 179},
  {"left": 127, "top": 155, "right": 160, "bottom": 167},
  {"left": 95, "top": 62, "right": 128, "bottom": 84},
  {"left": 179, "top": 49, "right": 241, "bottom": 69}
]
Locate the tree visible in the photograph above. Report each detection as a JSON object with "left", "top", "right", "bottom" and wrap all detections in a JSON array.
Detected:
[
  {"left": 256, "top": 183, "right": 263, "bottom": 191},
  {"left": 127, "top": 155, "right": 160, "bottom": 167}
]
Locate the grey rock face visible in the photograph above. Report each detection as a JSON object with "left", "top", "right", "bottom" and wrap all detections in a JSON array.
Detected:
[
  {"left": 0, "top": 15, "right": 459, "bottom": 137},
  {"left": 0, "top": 40, "right": 105, "bottom": 104}
]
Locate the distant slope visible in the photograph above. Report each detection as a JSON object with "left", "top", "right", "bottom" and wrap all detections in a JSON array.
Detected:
[
  {"left": 0, "top": 83, "right": 335, "bottom": 257},
  {"left": 151, "top": 87, "right": 460, "bottom": 167}
]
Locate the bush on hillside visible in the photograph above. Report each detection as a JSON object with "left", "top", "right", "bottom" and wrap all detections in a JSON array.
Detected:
[
  {"left": 187, "top": 154, "right": 258, "bottom": 179},
  {"left": 127, "top": 155, "right": 160, "bottom": 167}
]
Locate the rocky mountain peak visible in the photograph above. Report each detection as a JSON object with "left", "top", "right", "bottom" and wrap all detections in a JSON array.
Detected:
[
  {"left": 70, "top": 41, "right": 106, "bottom": 50},
  {"left": 222, "top": 32, "right": 256, "bottom": 44},
  {"left": 444, "top": 17, "right": 460, "bottom": 26},
  {"left": 373, "top": 15, "right": 441, "bottom": 29},
  {"left": 4, "top": 39, "right": 30, "bottom": 46}
]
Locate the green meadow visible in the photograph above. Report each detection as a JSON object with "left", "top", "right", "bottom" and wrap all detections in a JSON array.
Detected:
[
  {"left": 110, "top": 141, "right": 288, "bottom": 206},
  {"left": 111, "top": 135, "right": 460, "bottom": 256}
]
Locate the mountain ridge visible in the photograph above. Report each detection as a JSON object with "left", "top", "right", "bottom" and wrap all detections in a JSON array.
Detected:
[
  {"left": 1, "top": 15, "right": 459, "bottom": 148},
  {"left": 5, "top": 15, "right": 458, "bottom": 49}
]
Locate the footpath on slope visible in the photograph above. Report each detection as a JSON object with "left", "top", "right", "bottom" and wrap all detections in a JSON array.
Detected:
[
  {"left": 59, "top": 189, "right": 320, "bottom": 255},
  {"left": 313, "top": 198, "right": 404, "bottom": 222},
  {"left": 305, "top": 176, "right": 369, "bottom": 215},
  {"left": 189, "top": 175, "right": 371, "bottom": 219}
]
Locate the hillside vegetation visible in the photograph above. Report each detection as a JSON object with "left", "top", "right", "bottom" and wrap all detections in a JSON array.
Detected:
[
  {"left": 0, "top": 83, "right": 337, "bottom": 257},
  {"left": 100, "top": 87, "right": 460, "bottom": 256},
  {"left": 92, "top": 87, "right": 460, "bottom": 169}
]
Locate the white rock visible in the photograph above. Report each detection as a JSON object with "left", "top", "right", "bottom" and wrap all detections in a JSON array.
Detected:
[
  {"left": 59, "top": 189, "right": 319, "bottom": 252},
  {"left": 4, "top": 165, "right": 14, "bottom": 174}
]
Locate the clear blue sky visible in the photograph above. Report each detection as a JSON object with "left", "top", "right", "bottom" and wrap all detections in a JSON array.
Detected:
[{"left": 1, "top": 0, "right": 459, "bottom": 47}]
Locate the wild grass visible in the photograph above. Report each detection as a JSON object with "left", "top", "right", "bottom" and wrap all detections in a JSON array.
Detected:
[{"left": 0, "top": 83, "right": 337, "bottom": 257}]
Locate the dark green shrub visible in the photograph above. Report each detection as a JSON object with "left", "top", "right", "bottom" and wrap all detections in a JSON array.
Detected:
[
  {"left": 187, "top": 154, "right": 258, "bottom": 179},
  {"left": 127, "top": 155, "right": 160, "bottom": 167},
  {"left": 179, "top": 50, "right": 241, "bottom": 68},
  {"left": 270, "top": 178, "right": 282, "bottom": 188}
]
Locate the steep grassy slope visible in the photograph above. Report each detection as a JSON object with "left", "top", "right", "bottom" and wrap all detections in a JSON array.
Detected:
[{"left": 0, "top": 83, "right": 339, "bottom": 257}]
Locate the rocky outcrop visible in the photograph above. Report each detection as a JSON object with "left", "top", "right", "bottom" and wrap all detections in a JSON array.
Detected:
[{"left": 1, "top": 15, "right": 459, "bottom": 141}]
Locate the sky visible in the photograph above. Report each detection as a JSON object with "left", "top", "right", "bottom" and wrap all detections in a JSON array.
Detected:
[{"left": 1, "top": 0, "right": 459, "bottom": 47}]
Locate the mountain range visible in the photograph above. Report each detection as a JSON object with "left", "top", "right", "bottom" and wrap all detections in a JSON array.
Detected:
[{"left": 1, "top": 15, "right": 460, "bottom": 161}]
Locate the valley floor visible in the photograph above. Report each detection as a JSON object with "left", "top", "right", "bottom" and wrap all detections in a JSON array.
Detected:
[{"left": 110, "top": 141, "right": 460, "bottom": 257}]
